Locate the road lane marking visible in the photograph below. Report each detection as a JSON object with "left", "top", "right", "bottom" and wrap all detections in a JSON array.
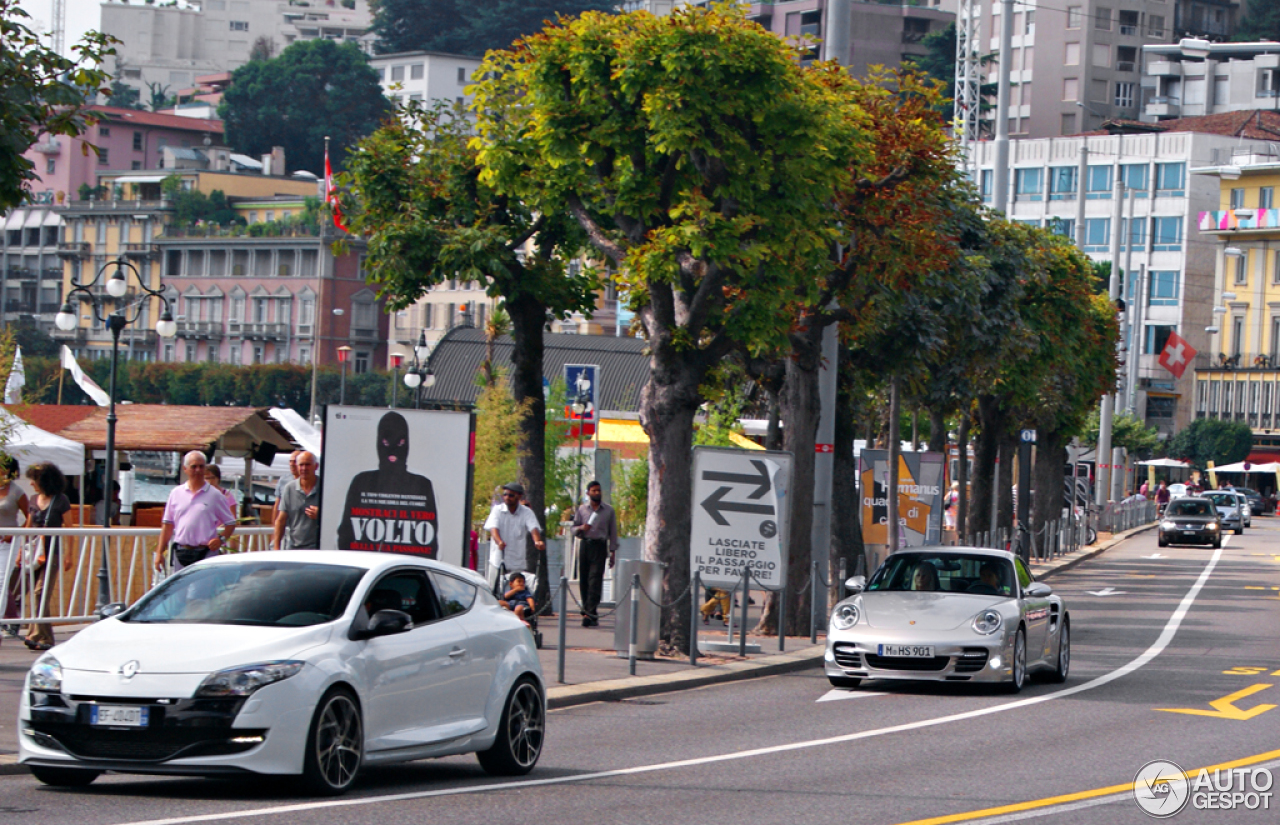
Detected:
[
  {"left": 888, "top": 752, "right": 1280, "bottom": 825},
  {"left": 1156, "top": 683, "right": 1276, "bottom": 721},
  {"left": 816, "top": 689, "right": 887, "bottom": 702},
  {"left": 106, "top": 547, "right": 1226, "bottom": 825}
]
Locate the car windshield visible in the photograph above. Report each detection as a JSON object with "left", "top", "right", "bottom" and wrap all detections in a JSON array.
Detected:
[
  {"left": 125, "top": 561, "right": 366, "bottom": 626},
  {"left": 1205, "top": 493, "right": 1238, "bottom": 507},
  {"left": 1235, "top": 487, "right": 1258, "bottom": 496},
  {"left": 866, "top": 552, "right": 1014, "bottom": 597},
  {"left": 1168, "top": 500, "right": 1213, "bottom": 517}
]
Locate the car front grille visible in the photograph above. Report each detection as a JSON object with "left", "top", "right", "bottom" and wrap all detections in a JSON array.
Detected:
[
  {"left": 832, "top": 643, "right": 862, "bottom": 669},
  {"left": 33, "top": 724, "right": 266, "bottom": 762},
  {"left": 865, "top": 654, "right": 949, "bottom": 672},
  {"left": 954, "top": 648, "right": 989, "bottom": 673}
]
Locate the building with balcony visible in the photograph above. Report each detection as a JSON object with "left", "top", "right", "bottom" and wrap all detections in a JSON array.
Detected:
[
  {"left": 975, "top": 115, "right": 1280, "bottom": 438},
  {"left": 1192, "top": 145, "right": 1280, "bottom": 452},
  {"left": 370, "top": 51, "right": 482, "bottom": 111},
  {"left": 1, "top": 207, "right": 65, "bottom": 334},
  {"left": 1142, "top": 40, "right": 1280, "bottom": 123}
]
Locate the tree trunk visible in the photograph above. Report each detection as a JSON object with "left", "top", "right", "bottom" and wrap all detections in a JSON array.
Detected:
[
  {"left": 887, "top": 377, "right": 901, "bottom": 551},
  {"left": 997, "top": 434, "right": 1016, "bottom": 538},
  {"left": 927, "top": 408, "right": 947, "bottom": 454},
  {"left": 956, "top": 413, "right": 970, "bottom": 539},
  {"left": 765, "top": 383, "right": 783, "bottom": 452},
  {"left": 1032, "top": 427, "right": 1067, "bottom": 557},
  {"left": 831, "top": 344, "right": 864, "bottom": 604},
  {"left": 971, "top": 394, "right": 1003, "bottom": 543},
  {"left": 507, "top": 294, "right": 550, "bottom": 606}
]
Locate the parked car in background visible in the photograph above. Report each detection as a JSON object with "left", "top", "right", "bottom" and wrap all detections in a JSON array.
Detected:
[
  {"left": 1204, "top": 491, "right": 1247, "bottom": 535},
  {"left": 1232, "top": 487, "right": 1267, "bottom": 517}
]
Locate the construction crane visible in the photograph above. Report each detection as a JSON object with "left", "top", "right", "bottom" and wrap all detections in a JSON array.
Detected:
[
  {"left": 953, "top": 0, "right": 982, "bottom": 180},
  {"left": 51, "top": 0, "right": 66, "bottom": 56}
]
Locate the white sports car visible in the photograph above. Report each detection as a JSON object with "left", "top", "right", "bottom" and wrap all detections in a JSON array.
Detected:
[
  {"left": 825, "top": 548, "right": 1069, "bottom": 693},
  {"left": 19, "top": 551, "right": 545, "bottom": 795}
]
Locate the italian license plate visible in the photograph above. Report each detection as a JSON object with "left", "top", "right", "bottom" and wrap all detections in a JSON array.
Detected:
[
  {"left": 90, "top": 705, "right": 149, "bottom": 727},
  {"left": 878, "top": 644, "right": 935, "bottom": 658}
]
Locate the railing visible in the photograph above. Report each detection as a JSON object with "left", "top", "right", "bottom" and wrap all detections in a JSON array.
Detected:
[
  {"left": 175, "top": 319, "right": 224, "bottom": 339},
  {"left": 1, "top": 527, "right": 274, "bottom": 626},
  {"left": 123, "top": 243, "right": 160, "bottom": 261},
  {"left": 159, "top": 224, "right": 322, "bottom": 240},
  {"left": 228, "top": 321, "right": 289, "bottom": 338},
  {"left": 1096, "top": 499, "right": 1159, "bottom": 534},
  {"left": 1194, "top": 351, "right": 1280, "bottom": 371},
  {"left": 65, "top": 200, "right": 171, "bottom": 212},
  {"left": 56, "top": 242, "right": 90, "bottom": 257}
]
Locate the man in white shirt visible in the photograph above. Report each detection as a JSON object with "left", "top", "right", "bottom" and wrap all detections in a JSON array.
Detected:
[{"left": 483, "top": 482, "right": 545, "bottom": 580}]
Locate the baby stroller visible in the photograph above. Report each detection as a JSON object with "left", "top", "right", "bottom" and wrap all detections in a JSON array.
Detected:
[{"left": 494, "top": 566, "right": 542, "bottom": 649}]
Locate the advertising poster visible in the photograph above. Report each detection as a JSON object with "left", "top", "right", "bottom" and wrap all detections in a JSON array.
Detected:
[
  {"left": 859, "top": 450, "right": 945, "bottom": 548},
  {"left": 319, "top": 407, "right": 474, "bottom": 567}
]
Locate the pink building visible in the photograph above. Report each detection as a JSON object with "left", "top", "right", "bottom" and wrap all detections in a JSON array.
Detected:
[{"left": 23, "top": 106, "right": 224, "bottom": 206}]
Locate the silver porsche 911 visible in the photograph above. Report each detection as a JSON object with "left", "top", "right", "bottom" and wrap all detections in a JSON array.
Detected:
[{"left": 824, "top": 548, "right": 1069, "bottom": 693}]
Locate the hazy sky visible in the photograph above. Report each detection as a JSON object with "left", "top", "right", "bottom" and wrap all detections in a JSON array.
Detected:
[{"left": 19, "top": 0, "right": 140, "bottom": 58}]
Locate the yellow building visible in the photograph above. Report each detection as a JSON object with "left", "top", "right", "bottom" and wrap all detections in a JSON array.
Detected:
[{"left": 1194, "top": 155, "right": 1280, "bottom": 454}]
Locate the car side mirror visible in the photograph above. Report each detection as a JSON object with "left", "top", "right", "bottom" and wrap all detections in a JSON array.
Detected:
[
  {"left": 845, "top": 576, "right": 866, "bottom": 594},
  {"left": 95, "top": 602, "right": 127, "bottom": 620},
  {"left": 353, "top": 609, "right": 413, "bottom": 640},
  {"left": 1024, "top": 582, "right": 1052, "bottom": 598}
]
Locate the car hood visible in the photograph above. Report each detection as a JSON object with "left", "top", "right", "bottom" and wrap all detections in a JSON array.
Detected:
[
  {"left": 1164, "top": 515, "right": 1217, "bottom": 524},
  {"left": 859, "top": 592, "right": 1007, "bottom": 632},
  {"left": 53, "top": 619, "right": 337, "bottom": 675}
]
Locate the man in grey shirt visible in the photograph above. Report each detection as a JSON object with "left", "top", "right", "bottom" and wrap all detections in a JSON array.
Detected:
[
  {"left": 273, "top": 451, "right": 320, "bottom": 550},
  {"left": 572, "top": 480, "right": 618, "bottom": 626}
]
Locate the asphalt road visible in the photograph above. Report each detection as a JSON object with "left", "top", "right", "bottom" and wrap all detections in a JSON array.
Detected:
[{"left": 3, "top": 524, "right": 1279, "bottom": 825}]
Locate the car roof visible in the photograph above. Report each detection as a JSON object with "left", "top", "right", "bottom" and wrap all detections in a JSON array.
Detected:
[
  {"left": 198, "top": 550, "right": 489, "bottom": 587},
  {"left": 888, "top": 546, "right": 1018, "bottom": 563}
]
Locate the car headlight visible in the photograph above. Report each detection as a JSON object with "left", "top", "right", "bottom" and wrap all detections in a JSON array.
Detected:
[
  {"left": 831, "top": 603, "right": 860, "bottom": 630},
  {"left": 1160, "top": 520, "right": 1176, "bottom": 530},
  {"left": 29, "top": 656, "right": 62, "bottom": 693},
  {"left": 194, "top": 661, "right": 304, "bottom": 698},
  {"left": 972, "top": 609, "right": 1003, "bottom": 635},
  {"left": 1207, "top": 522, "right": 1219, "bottom": 530}
]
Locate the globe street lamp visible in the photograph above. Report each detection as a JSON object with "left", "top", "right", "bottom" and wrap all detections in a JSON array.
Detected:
[
  {"left": 402, "top": 331, "right": 435, "bottom": 408},
  {"left": 337, "top": 345, "right": 353, "bottom": 405},
  {"left": 55, "top": 256, "right": 176, "bottom": 609}
]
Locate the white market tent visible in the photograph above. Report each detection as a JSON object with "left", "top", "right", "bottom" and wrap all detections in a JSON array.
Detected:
[
  {"left": 215, "top": 408, "right": 322, "bottom": 482},
  {"left": 1, "top": 409, "right": 85, "bottom": 478},
  {"left": 1137, "top": 458, "right": 1193, "bottom": 467},
  {"left": 1209, "top": 461, "right": 1280, "bottom": 474}
]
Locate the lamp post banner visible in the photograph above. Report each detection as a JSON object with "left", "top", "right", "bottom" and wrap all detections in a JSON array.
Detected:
[
  {"left": 858, "top": 450, "right": 945, "bottom": 548},
  {"left": 319, "top": 406, "right": 475, "bottom": 567}
]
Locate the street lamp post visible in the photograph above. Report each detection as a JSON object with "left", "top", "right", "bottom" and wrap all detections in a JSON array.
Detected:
[
  {"left": 337, "top": 345, "right": 352, "bottom": 405},
  {"left": 402, "top": 331, "right": 434, "bottom": 408},
  {"left": 571, "top": 388, "right": 590, "bottom": 507},
  {"left": 389, "top": 353, "right": 403, "bottom": 409},
  {"left": 55, "top": 257, "right": 176, "bottom": 609}
]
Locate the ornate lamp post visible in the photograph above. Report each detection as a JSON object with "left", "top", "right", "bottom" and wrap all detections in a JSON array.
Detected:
[
  {"left": 389, "top": 353, "right": 404, "bottom": 408},
  {"left": 55, "top": 257, "right": 176, "bottom": 609},
  {"left": 337, "top": 345, "right": 353, "bottom": 405},
  {"left": 402, "top": 331, "right": 435, "bottom": 408}
]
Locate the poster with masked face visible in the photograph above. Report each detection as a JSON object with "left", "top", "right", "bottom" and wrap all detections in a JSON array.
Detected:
[{"left": 319, "top": 407, "right": 474, "bottom": 565}]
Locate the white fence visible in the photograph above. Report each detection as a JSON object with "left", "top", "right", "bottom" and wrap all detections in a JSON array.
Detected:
[{"left": 1, "top": 527, "right": 274, "bottom": 626}]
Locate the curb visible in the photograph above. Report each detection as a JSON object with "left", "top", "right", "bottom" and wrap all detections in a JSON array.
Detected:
[
  {"left": 0, "top": 754, "right": 23, "bottom": 776},
  {"left": 1035, "top": 522, "right": 1154, "bottom": 580},
  {"left": 546, "top": 645, "right": 826, "bottom": 709}
]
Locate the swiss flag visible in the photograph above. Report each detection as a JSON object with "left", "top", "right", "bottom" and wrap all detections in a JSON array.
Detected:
[
  {"left": 1158, "top": 331, "right": 1197, "bottom": 379},
  {"left": 324, "top": 145, "right": 348, "bottom": 232}
]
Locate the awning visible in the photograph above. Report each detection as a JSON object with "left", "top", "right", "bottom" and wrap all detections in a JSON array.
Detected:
[
  {"left": 43, "top": 210, "right": 62, "bottom": 226},
  {"left": 109, "top": 175, "right": 168, "bottom": 184},
  {"left": 0, "top": 409, "right": 84, "bottom": 478},
  {"left": 593, "top": 419, "right": 762, "bottom": 451},
  {"left": 1210, "top": 461, "right": 1280, "bottom": 474},
  {"left": 3, "top": 211, "right": 24, "bottom": 230},
  {"left": 268, "top": 407, "right": 321, "bottom": 456},
  {"left": 23, "top": 210, "right": 45, "bottom": 228},
  {"left": 1137, "top": 458, "right": 1192, "bottom": 467}
]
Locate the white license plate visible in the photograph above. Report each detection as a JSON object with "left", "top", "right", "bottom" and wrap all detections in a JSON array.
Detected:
[
  {"left": 90, "top": 705, "right": 149, "bottom": 727},
  {"left": 878, "top": 644, "right": 935, "bottom": 658},
  {"left": 1182, "top": 531, "right": 1199, "bottom": 536}
]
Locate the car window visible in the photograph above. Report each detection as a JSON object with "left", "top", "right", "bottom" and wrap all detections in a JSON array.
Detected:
[
  {"left": 126, "top": 562, "right": 365, "bottom": 626},
  {"left": 431, "top": 572, "right": 477, "bottom": 616},
  {"left": 1168, "top": 500, "right": 1212, "bottom": 516},
  {"left": 366, "top": 570, "right": 441, "bottom": 625},
  {"left": 867, "top": 552, "right": 1013, "bottom": 595},
  {"left": 1015, "top": 558, "right": 1033, "bottom": 590}
]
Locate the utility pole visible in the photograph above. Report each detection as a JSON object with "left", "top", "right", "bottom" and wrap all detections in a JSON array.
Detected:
[
  {"left": 953, "top": 0, "right": 982, "bottom": 179},
  {"left": 991, "top": 0, "right": 1015, "bottom": 214},
  {"left": 1097, "top": 179, "right": 1126, "bottom": 505}
]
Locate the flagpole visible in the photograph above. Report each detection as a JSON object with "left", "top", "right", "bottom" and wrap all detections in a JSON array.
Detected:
[
  {"left": 57, "top": 367, "right": 64, "bottom": 405},
  {"left": 309, "top": 136, "right": 330, "bottom": 426}
]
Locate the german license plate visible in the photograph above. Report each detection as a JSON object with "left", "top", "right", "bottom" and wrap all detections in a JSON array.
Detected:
[
  {"left": 90, "top": 705, "right": 149, "bottom": 727},
  {"left": 878, "top": 644, "right": 934, "bottom": 658}
]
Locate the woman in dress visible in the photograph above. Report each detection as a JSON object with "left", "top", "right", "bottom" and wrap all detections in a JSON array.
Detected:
[
  {"left": 0, "top": 455, "right": 30, "bottom": 639},
  {"left": 22, "top": 462, "right": 70, "bottom": 651}
]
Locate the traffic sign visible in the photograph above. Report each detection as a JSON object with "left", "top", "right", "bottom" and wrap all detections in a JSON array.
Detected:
[
  {"left": 690, "top": 446, "right": 792, "bottom": 589},
  {"left": 563, "top": 364, "right": 599, "bottom": 422},
  {"left": 1020, "top": 429, "right": 1037, "bottom": 443}
]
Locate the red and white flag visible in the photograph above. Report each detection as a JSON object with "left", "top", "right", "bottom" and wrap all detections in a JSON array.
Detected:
[
  {"left": 1158, "top": 331, "right": 1197, "bottom": 379},
  {"left": 324, "top": 145, "right": 347, "bottom": 232}
]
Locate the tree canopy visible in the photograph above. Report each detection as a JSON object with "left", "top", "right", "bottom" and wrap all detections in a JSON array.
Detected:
[
  {"left": 371, "top": 0, "right": 617, "bottom": 56},
  {"left": 0, "top": 0, "right": 114, "bottom": 210},
  {"left": 218, "top": 39, "right": 391, "bottom": 174},
  {"left": 1168, "top": 418, "right": 1253, "bottom": 469},
  {"left": 1233, "top": 0, "right": 1280, "bottom": 42}
]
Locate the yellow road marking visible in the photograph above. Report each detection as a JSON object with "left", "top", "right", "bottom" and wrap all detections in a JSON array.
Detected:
[
  {"left": 891, "top": 748, "right": 1280, "bottom": 825},
  {"left": 1156, "top": 683, "right": 1276, "bottom": 720},
  {"left": 1223, "top": 666, "right": 1269, "bottom": 675}
]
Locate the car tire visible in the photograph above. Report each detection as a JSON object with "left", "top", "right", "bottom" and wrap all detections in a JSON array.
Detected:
[
  {"left": 1235, "top": 527, "right": 1244, "bottom": 535},
  {"left": 1006, "top": 627, "right": 1027, "bottom": 694},
  {"left": 1212, "top": 538, "right": 1222, "bottom": 549},
  {"left": 300, "top": 687, "right": 363, "bottom": 796},
  {"left": 29, "top": 765, "right": 101, "bottom": 787},
  {"left": 1048, "top": 620, "right": 1069, "bottom": 684},
  {"left": 828, "top": 676, "right": 861, "bottom": 689},
  {"left": 1157, "top": 535, "right": 1168, "bottom": 547},
  {"left": 478, "top": 677, "right": 545, "bottom": 776}
]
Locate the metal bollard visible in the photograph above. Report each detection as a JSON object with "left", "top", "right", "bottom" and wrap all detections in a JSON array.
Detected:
[
  {"left": 810, "top": 559, "right": 819, "bottom": 645},
  {"left": 778, "top": 580, "right": 786, "bottom": 652},
  {"left": 628, "top": 573, "right": 640, "bottom": 676},
  {"left": 839, "top": 557, "right": 848, "bottom": 600},
  {"left": 690, "top": 571, "right": 700, "bottom": 667},
  {"left": 739, "top": 567, "right": 751, "bottom": 658},
  {"left": 557, "top": 576, "right": 568, "bottom": 684}
]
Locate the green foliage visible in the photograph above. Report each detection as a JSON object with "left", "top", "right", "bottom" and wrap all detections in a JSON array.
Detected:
[
  {"left": 109, "top": 79, "right": 142, "bottom": 109},
  {"left": 471, "top": 369, "right": 528, "bottom": 524},
  {"left": 695, "top": 368, "right": 749, "bottom": 447},
  {"left": 146, "top": 81, "right": 174, "bottom": 112},
  {"left": 613, "top": 458, "right": 648, "bottom": 538},
  {"left": 1167, "top": 418, "right": 1254, "bottom": 469},
  {"left": 218, "top": 39, "right": 391, "bottom": 175},
  {"left": 372, "top": 0, "right": 618, "bottom": 56},
  {"left": 0, "top": 0, "right": 115, "bottom": 210},
  {"left": 1083, "top": 410, "right": 1161, "bottom": 458},
  {"left": 904, "top": 23, "right": 997, "bottom": 123},
  {"left": 172, "top": 188, "right": 240, "bottom": 226},
  {"left": 1234, "top": 0, "right": 1280, "bottom": 41}
]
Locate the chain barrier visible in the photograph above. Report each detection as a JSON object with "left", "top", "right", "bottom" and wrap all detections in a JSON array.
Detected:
[
  {"left": 635, "top": 578, "right": 693, "bottom": 610},
  {"left": 560, "top": 579, "right": 633, "bottom": 620}
]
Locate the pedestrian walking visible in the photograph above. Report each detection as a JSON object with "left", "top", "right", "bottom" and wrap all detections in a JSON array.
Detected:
[
  {"left": 272, "top": 451, "right": 301, "bottom": 550},
  {"left": 943, "top": 481, "right": 959, "bottom": 531},
  {"left": 153, "top": 451, "right": 237, "bottom": 574},
  {"left": 206, "top": 464, "right": 239, "bottom": 516},
  {"left": 571, "top": 480, "right": 617, "bottom": 627},
  {"left": 0, "top": 455, "right": 30, "bottom": 638},
  {"left": 483, "top": 482, "right": 545, "bottom": 586},
  {"left": 274, "top": 451, "right": 320, "bottom": 550},
  {"left": 20, "top": 462, "right": 70, "bottom": 651}
]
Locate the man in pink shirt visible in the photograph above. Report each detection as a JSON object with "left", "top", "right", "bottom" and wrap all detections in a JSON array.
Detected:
[{"left": 153, "top": 451, "right": 237, "bottom": 572}]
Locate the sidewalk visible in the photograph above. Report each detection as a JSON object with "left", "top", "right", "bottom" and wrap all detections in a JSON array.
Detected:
[{"left": 0, "top": 521, "right": 1153, "bottom": 775}]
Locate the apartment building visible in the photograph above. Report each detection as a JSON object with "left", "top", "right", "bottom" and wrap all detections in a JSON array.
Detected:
[
  {"left": 1192, "top": 138, "right": 1280, "bottom": 450},
  {"left": 369, "top": 51, "right": 481, "bottom": 110},
  {"left": 100, "top": 0, "right": 374, "bottom": 95},
  {"left": 1142, "top": 40, "right": 1280, "bottom": 122},
  {"left": 1, "top": 207, "right": 65, "bottom": 335},
  {"left": 975, "top": 117, "right": 1280, "bottom": 437}
]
